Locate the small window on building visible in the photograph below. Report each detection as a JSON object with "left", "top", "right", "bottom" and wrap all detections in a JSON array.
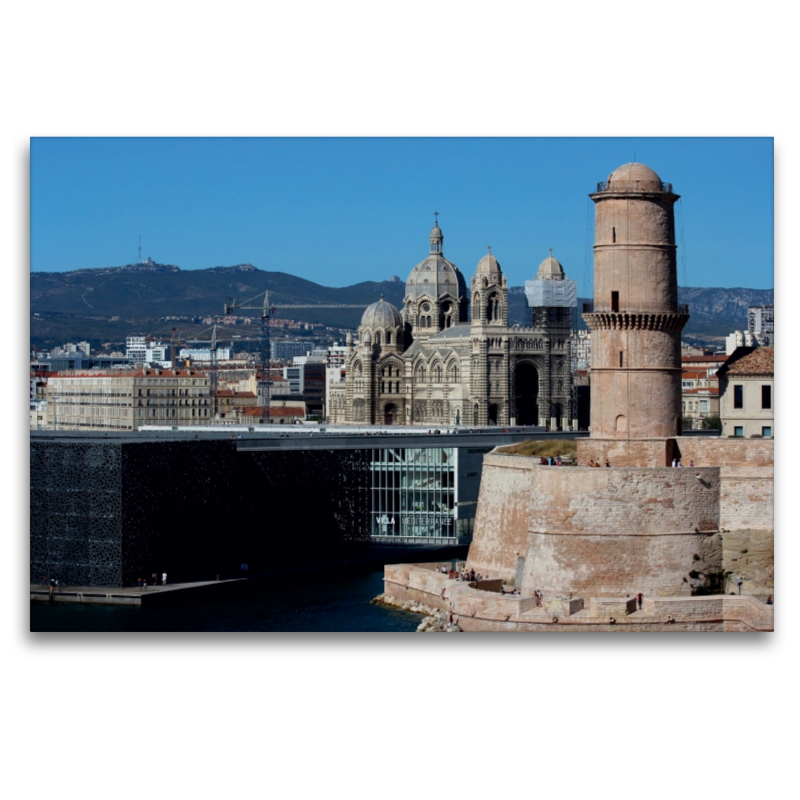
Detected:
[
  {"left": 619, "top": 351, "right": 624, "bottom": 367},
  {"left": 762, "top": 426, "right": 772, "bottom": 438},
  {"left": 611, "top": 291, "right": 619, "bottom": 312},
  {"left": 733, "top": 385, "right": 743, "bottom": 409},
  {"left": 734, "top": 426, "right": 744, "bottom": 437},
  {"left": 762, "top": 385, "right": 771, "bottom": 409}
]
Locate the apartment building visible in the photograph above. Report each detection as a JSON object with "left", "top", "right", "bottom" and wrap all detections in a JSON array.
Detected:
[
  {"left": 717, "top": 347, "right": 774, "bottom": 438},
  {"left": 681, "top": 354, "right": 726, "bottom": 429},
  {"left": 45, "top": 368, "right": 211, "bottom": 431}
]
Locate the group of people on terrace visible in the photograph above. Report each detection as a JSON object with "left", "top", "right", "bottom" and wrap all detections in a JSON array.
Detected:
[
  {"left": 437, "top": 564, "right": 484, "bottom": 582},
  {"left": 539, "top": 456, "right": 563, "bottom": 466},
  {"left": 136, "top": 572, "right": 167, "bottom": 590}
]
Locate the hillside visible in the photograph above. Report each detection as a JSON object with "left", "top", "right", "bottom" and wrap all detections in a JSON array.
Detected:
[{"left": 29, "top": 261, "right": 773, "bottom": 350}]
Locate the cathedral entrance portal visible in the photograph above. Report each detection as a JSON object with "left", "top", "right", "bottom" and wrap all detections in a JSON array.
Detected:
[
  {"left": 384, "top": 403, "right": 398, "bottom": 425},
  {"left": 514, "top": 363, "right": 539, "bottom": 425}
]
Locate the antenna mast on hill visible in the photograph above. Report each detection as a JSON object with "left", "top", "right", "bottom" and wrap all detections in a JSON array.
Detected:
[{"left": 138, "top": 235, "right": 142, "bottom": 263}]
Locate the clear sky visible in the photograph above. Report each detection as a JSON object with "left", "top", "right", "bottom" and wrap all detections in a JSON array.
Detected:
[{"left": 30, "top": 137, "right": 774, "bottom": 296}]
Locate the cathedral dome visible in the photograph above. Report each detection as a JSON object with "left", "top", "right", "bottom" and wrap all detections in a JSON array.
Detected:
[
  {"left": 476, "top": 251, "right": 502, "bottom": 274},
  {"left": 405, "top": 255, "right": 467, "bottom": 301},
  {"left": 536, "top": 252, "right": 565, "bottom": 280},
  {"left": 405, "top": 218, "right": 468, "bottom": 303},
  {"left": 360, "top": 296, "right": 402, "bottom": 329},
  {"left": 605, "top": 162, "right": 664, "bottom": 191}
]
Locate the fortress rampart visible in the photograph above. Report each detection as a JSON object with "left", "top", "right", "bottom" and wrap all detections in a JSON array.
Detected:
[
  {"left": 463, "top": 444, "right": 773, "bottom": 600},
  {"left": 576, "top": 435, "right": 775, "bottom": 468},
  {"left": 382, "top": 563, "right": 773, "bottom": 632}
]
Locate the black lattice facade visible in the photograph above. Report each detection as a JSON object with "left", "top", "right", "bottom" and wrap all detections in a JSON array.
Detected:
[{"left": 31, "top": 438, "right": 371, "bottom": 587}]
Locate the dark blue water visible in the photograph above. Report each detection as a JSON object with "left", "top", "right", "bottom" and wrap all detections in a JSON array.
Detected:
[{"left": 29, "top": 568, "right": 420, "bottom": 632}]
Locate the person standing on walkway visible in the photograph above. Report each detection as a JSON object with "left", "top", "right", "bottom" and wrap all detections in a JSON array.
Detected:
[
  {"left": 162, "top": 572, "right": 167, "bottom": 586},
  {"left": 637, "top": 592, "right": 643, "bottom": 610}
]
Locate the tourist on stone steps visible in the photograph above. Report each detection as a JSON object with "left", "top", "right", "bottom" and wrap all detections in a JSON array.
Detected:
[
  {"left": 676, "top": 459, "right": 682, "bottom": 467},
  {"left": 637, "top": 592, "right": 643, "bottom": 610},
  {"left": 162, "top": 572, "right": 167, "bottom": 586},
  {"left": 671, "top": 458, "right": 677, "bottom": 467},
  {"left": 537, "top": 589, "right": 543, "bottom": 605},
  {"left": 49, "top": 576, "right": 57, "bottom": 598}
]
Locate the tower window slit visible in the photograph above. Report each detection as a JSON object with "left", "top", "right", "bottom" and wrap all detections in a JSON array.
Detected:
[{"left": 611, "top": 291, "right": 619, "bottom": 312}]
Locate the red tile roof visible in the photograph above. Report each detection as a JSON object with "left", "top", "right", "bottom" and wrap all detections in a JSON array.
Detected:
[
  {"left": 242, "top": 406, "right": 304, "bottom": 417},
  {"left": 726, "top": 347, "right": 774, "bottom": 376},
  {"left": 683, "top": 387, "right": 719, "bottom": 396},
  {"left": 48, "top": 369, "right": 208, "bottom": 378},
  {"left": 682, "top": 355, "right": 727, "bottom": 364}
]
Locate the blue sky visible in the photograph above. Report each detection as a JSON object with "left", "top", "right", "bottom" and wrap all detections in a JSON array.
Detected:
[{"left": 30, "top": 137, "right": 773, "bottom": 296}]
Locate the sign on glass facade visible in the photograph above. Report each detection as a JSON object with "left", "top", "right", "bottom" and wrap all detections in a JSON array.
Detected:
[{"left": 371, "top": 447, "right": 456, "bottom": 542}]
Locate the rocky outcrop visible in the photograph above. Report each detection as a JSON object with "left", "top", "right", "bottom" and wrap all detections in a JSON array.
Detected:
[{"left": 372, "top": 593, "right": 462, "bottom": 632}]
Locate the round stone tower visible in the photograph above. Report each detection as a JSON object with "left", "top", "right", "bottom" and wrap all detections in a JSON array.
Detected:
[{"left": 584, "top": 162, "right": 688, "bottom": 440}]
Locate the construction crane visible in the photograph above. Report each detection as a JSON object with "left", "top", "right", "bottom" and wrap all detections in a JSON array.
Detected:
[
  {"left": 180, "top": 325, "right": 234, "bottom": 418},
  {"left": 224, "top": 289, "right": 364, "bottom": 422}
]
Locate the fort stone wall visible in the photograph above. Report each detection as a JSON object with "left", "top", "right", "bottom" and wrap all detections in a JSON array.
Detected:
[
  {"left": 465, "top": 450, "right": 773, "bottom": 602},
  {"left": 465, "top": 453, "right": 534, "bottom": 582}
]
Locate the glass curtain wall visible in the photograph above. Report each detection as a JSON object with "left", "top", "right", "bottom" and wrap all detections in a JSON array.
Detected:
[{"left": 371, "top": 447, "right": 456, "bottom": 542}]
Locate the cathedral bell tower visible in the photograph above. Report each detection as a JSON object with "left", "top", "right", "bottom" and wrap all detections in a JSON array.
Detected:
[{"left": 469, "top": 247, "right": 509, "bottom": 426}]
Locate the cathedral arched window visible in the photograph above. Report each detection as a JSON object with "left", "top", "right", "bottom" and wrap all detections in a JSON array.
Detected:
[
  {"left": 375, "top": 331, "right": 381, "bottom": 346},
  {"left": 354, "top": 399, "right": 365, "bottom": 422},
  {"left": 434, "top": 364, "right": 443, "bottom": 383},
  {"left": 386, "top": 331, "right": 392, "bottom": 345}
]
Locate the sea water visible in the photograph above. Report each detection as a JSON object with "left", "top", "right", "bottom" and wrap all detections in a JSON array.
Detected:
[{"left": 29, "top": 568, "right": 420, "bottom": 633}]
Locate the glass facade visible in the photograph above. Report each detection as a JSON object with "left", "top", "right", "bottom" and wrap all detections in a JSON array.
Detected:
[{"left": 371, "top": 447, "right": 457, "bottom": 542}]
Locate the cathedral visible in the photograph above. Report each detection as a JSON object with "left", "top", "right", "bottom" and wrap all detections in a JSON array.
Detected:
[{"left": 328, "top": 220, "right": 577, "bottom": 428}]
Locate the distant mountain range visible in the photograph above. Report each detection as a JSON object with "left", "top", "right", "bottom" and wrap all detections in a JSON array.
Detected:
[{"left": 30, "top": 261, "right": 774, "bottom": 350}]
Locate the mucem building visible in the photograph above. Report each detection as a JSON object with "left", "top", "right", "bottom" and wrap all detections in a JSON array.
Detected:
[
  {"left": 31, "top": 429, "right": 545, "bottom": 586},
  {"left": 370, "top": 444, "right": 490, "bottom": 544}
]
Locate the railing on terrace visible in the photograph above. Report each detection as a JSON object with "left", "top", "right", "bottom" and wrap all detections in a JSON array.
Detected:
[{"left": 596, "top": 180, "right": 673, "bottom": 193}]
